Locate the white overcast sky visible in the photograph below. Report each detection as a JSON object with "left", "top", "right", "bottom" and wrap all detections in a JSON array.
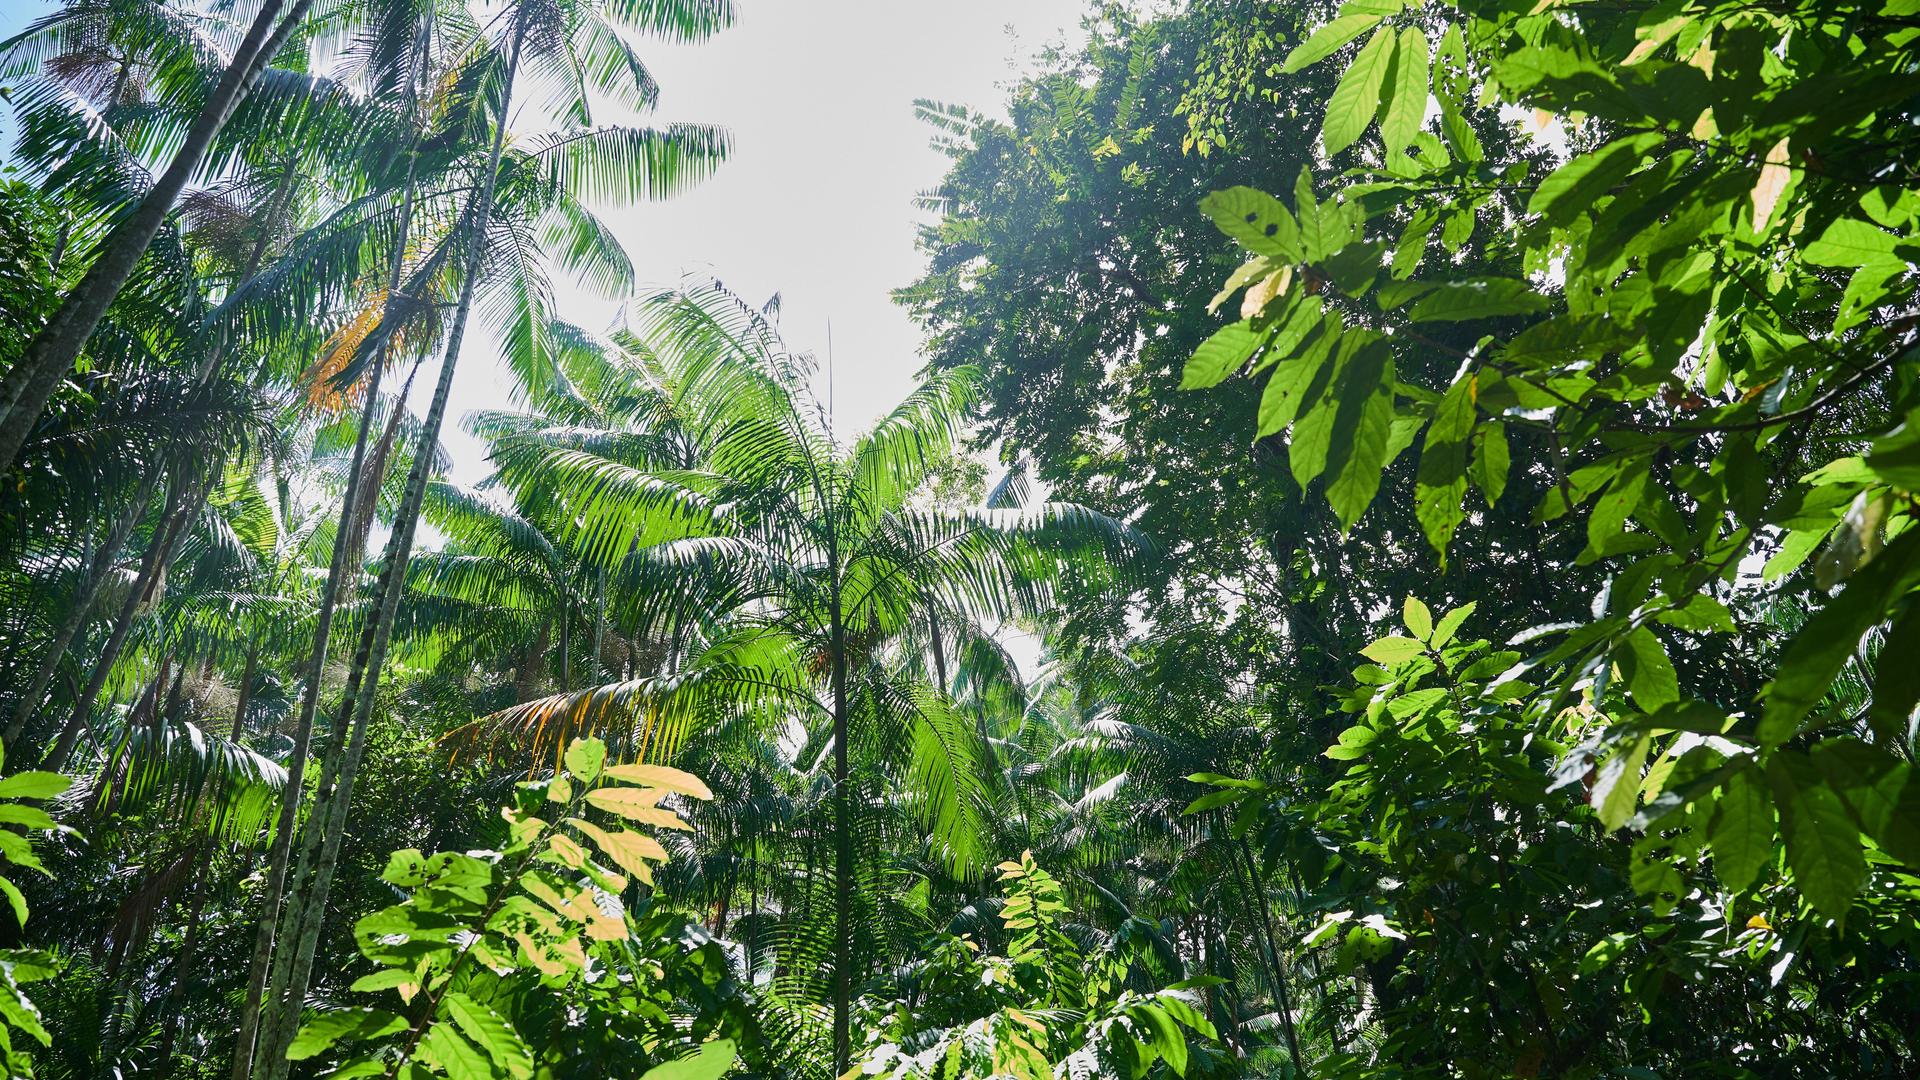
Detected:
[{"left": 1, "top": 1, "right": 1087, "bottom": 485}]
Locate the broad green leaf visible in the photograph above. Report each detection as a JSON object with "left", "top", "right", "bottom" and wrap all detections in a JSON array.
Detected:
[
  {"left": 1321, "top": 340, "right": 1396, "bottom": 528},
  {"left": 1763, "top": 530, "right": 1920, "bottom": 744},
  {"left": 1586, "top": 459, "right": 1649, "bottom": 556},
  {"left": 1407, "top": 278, "right": 1549, "bottom": 322},
  {"left": 1812, "top": 738, "right": 1920, "bottom": 866},
  {"left": 639, "top": 1040, "right": 739, "bottom": 1080},
  {"left": 1468, "top": 420, "right": 1509, "bottom": 506},
  {"left": 1528, "top": 134, "right": 1662, "bottom": 226},
  {"left": 420, "top": 1020, "right": 496, "bottom": 1080},
  {"left": 1380, "top": 28, "right": 1429, "bottom": 155},
  {"left": 1403, "top": 596, "right": 1434, "bottom": 642},
  {"left": 1323, "top": 27, "right": 1396, "bottom": 156},
  {"left": 1199, "top": 187, "right": 1301, "bottom": 259},
  {"left": 1767, "top": 753, "right": 1865, "bottom": 920},
  {"left": 1416, "top": 373, "right": 1474, "bottom": 557},
  {"left": 0, "top": 773, "right": 69, "bottom": 801},
  {"left": 1361, "top": 636, "right": 1425, "bottom": 665},
  {"left": 1579, "top": 932, "right": 1633, "bottom": 976},
  {"left": 0, "top": 807, "right": 55, "bottom": 832},
  {"left": 1622, "top": 626, "right": 1679, "bottom": 711},
  {"left": 1592, "top": 734, "right": 1651, "bottom": 831},
  {"left": 445, "top": 993, "right": 534, "bottom": 1079},
  {"left": 1430, "top": 602, "right": 1476, "bottom": 650},
  {"left": 287, "top": 1008, "right": 407, "bottom": 1060},
  {"left": 1184, "top": 321, "right": 1266, "bottom": 390},
  {"left": 0, "top": 877, "right": 27, "bottom": 929},
  {"left": 1868, "top": 602, "right": 1920, "bottom": 742},
  {"left": 1803, "top": 218, "right": 1899, "bottom": 267},
  {"left": 564, "top": 737, "right": 606, "bottom": 782},
  {"left": 1282, "top": 14, "right": 1382, "bottom": 74},
  {"left": 1709, "top": 766, "right": 1775, "bottom": 892},
  {"left": 1259, "top": 321, "right": 1339, "bottom": 438}
]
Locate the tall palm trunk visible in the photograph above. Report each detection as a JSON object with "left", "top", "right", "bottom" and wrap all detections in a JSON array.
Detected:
[
  {"left": 249, "top": 25, "right": 528, "bottom": 1079},
  {"left": 830, "top": 571, "right": 853, "bottom": 1073},
  {"left": 228, "top": 59, "right": 434, "bottom": 1080},
  {"left": 1235, "top": 836, "right": 1307, "bottom": 1076},
  {"left": 0, "top": 0, "right": 316, "bottom": 475}
]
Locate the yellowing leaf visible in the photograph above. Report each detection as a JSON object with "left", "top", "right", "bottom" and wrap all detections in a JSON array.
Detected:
[
  {"left": 1241, "top": 266, "right": 1294, "bottom": 319},
  {"left": 568, "top": 818, "right": 666, "bottom": 885},
  {"left": 1751, "top": 137, "right": 1791, "bottom": 235},
  {"left": 602, "top": 763, "right": 715, "bottom": 800}
]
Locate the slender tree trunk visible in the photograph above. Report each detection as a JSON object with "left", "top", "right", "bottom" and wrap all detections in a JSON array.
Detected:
[
  {"left": 2, "top": 467, "right": 165, "bottom": 750},
  {"left": 589, "top": 566, "right": 607, "bottom": 685},
  {"left": 224, "top": 25, "right": 435, "bottom": 1060},
  {"left": 1236, "top": 836, "right": 1306, "bottom": 1076},
  {"left": 227, "top": 125, "right": 428, "bottom": 1080},
  {"left": 830, "top": 578, "right": 852, "bottom": 1073},
  {"left": 232, "top": 642, "right": 259, "bottom": 740},
  {"left": 0, "top": 0, "right": 315, "bottom": 475},
  {"left": 43, "top": 477, "right": 207, "bottom": 773},
  {"left": 251, "top": 27, "right": 528, "bottom": 1078},
  {"left": 556, "top": 576, "right": 571, "bottom": 692}
]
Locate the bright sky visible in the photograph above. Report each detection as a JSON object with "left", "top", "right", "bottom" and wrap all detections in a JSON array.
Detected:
[
  {"left": 0, "top": 0, "right": 1087, "bottom": 484},
  {"left": 439, "top": 0, "right": 1085, "bottom": 483}
]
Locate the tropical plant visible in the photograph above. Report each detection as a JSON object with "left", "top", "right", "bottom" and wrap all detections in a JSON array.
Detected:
[{"left": 0, "top": 737, "right": 73, "bottom": 1075}]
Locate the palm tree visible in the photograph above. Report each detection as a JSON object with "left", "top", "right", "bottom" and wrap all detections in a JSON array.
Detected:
[
  {"left": 0, "top": 0, "right": 329, "bottom": 474},
  {"left": 467, "top": 282, "right": 1144, "bottom": 1071},
  {"left": 237, "top": 3, "right": 732, "bottom": 1074}
]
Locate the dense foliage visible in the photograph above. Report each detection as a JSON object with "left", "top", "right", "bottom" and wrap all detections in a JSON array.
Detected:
[{"left": 0, "top": 0, "right": 1917, "bottom": 1077}]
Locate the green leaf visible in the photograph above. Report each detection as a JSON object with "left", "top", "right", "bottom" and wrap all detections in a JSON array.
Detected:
[
  {"left": 1621, "top": 626, "right": 1679, "bottom": 712},
  {"left": 1403, "top": 596, "right": 1434, "bottom": 642},
  {"left": 0, "top": 807, "right": 55, "bottom": 832},
  {"left": 564, "top": 737, "right": 606, "bottom": 782},
  {"left": 1592, "top": 734, "right": 1651, "bottom": 831},
  {"left": 1802, "top": 218, "right": 1899, "bottom": 267},
  {"left": 1812, "top": 738, "right": 1920, "bottom": 866},
  {"left": 1415, "top": 374, "right": 1475, "bottom": 557},
  {"left": 1763, "top": 530, "right": 1920, "bottom": 745},
  {"left": 1282, "top": 14, "right": 1383, "bottom": 73},
  {"left": 445, "top": 993, "right": 534, "bottom": 1079},
  {"left": 1407, "top": 278, "right": 1549, "bottom": 322},
  {"left": 1430, "top": 602, "right": 1476, "bottom": 649},
  {"left": 420, "top": 1021, "right": 496, "bottom": 1080},
  {"left": 1767, "top": 753, "right": 1865, "bottom": 920},
  {"left": 1380, "top": 28, "right": 1429, "bottom": 155},
  {"left": 1868, "top": 602, "right": 1920, "bottom": 742},
  {"left": 1361, "top": 636, "right": 1425, "bottom": 665},
  {"left": 0, "top": 877, "right": 27, "bottom": 929},
  {"left": 287, "top": 1008, "right": 407, "bottom": 1060},
  {"left": 1257, "top": 317, "right": 1337, "bottom": 437},
  {"left": 1579, "top": 932, "right": 1634, "bottom": 976},
  {"left": 1323, "top": 26, "right": 1396, "bottom": 156},
  {"left": 1468, "top": 421, "right": 1508, "bottom": 506},
  {"left": 1709, "top": 765, "right": 1775, "bottom": 893},
  {"left": 1199, "top": 187, "right": 1302, "bottom": 260},
  {"left": 1184, "top": 321, "right": 1266, "bottom": 390},
  {"left": 1528, "top": 134, "right": 1662, "bottom": 226},
  {"left": 0, "top": 773, "right": 69, "bottom": 801},
  {"left": 1321, "top": 340, "right": 1396, "bottom": 528},
  {"left": 639, "top": 1040, "right": 739, "bottom": 1080}
]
